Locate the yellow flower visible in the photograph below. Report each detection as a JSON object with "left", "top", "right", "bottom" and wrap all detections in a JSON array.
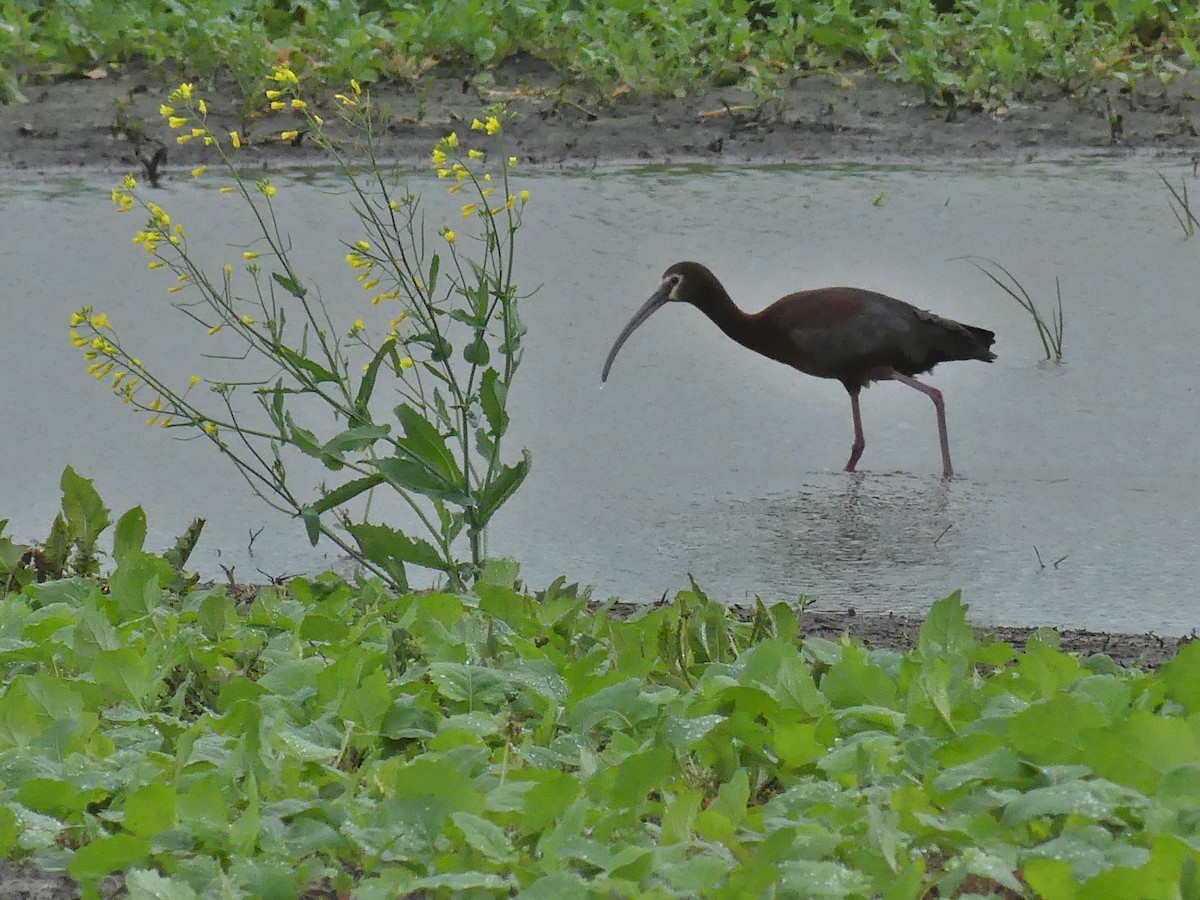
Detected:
[
  {"left": 371, "top": 291, "right": 399, "bottom": 305},
  {"left": 351, "top": 78, "right": 362, "bottom": 95},
  {"left": 388, "top": 200, "right": 398, "bottom": 211},
  {"left": 168, "top": 116, "right": 188, "bottom": 129},
  {"left": 485, "top": 116, "right": 501, "bottom": 135},
  {"left": 335, "top": 94, "right": 358, "bottom": 107},
  {"left": 280, "top": 130, "right": 299, "bottom": 141},
  {"left": 442, "top": 229, "right": 455, "bottom": 244},
  {"left": 146, "top": 416, "right": 159, "bottom": 428},
  {"left": 520, "top": 189, "right": 530, "bottom": 204},
  {"left": 111, "top": 371, "right": 125, "bottom": 387},
  {"left": 270, "top": 101, "right": 286, "bottom": 111},
  {"left": 361, "top": 279, "right": 379, "bottom": 290},
  {"left": 208, "top": 324, "right": 222, "bottom": 336},
  {"left": 388, "top": 313, "right": 408, "bottom": 327},
  {"left": 448, "top": 184, "right": 462, "bottom": 195},
  {"left": 178, "top": 82, "right": 193, "bottom": 100},
  {"left": 191, "top": 165, "right": 208, "bottom": 178},
  {"left": 188, "top": 374, "right": 201, "bottom": 389},
  {"left": 230, "top": 131, "right": 241, "bottom": 149},
  {"left": 508, "top": 156, "right": 517, "bottom": 167},
  {"left": 219, "top": 186, "right": 235, "bottom": 194},
  {"left": 271, "top": 66, "right": 298, "bottom": 85},
  {"left": 121, "top": 173, "right": 137, "bottom": 189},
  {"left": 290, "top": 98, "right": 306, "bottom": 109},
  {"left": 266, "top": 90, "right": 282, "bottom": 100},
  {"left": 90, "top": 312, "right": 112, "bottom": 329},
  {"left": 313, "top": 114, "right": 324, "bottom": 126},
  {"left": 241, "top": 315, "right": 254, "bottom": 325},
  {"left": 432, "top": 148, "right": 447, "bottom": 167},
  {"left": 355, "top": 240, "right": 370, "bottom": 251},
  {"left": 399, "top": 356, "right": 414, "bottom": 369},
  {"left": 168, "top": 285, "right": 183, "bottom": 294},
  {"left": 445, "top": 132, "right": 459, "bottom": 148},
  {"left": 159, "top": 104, "right": 174, "bottom": 117},
  {"left": 468, "top": 149, "right": 484, "bottom": 159},
  {"left": 470, "top": 118, "right": 484, "bottom": 131},
  {"left": 190, "top": 127, "right": 205, "bottom": 137},
  {"left": 160, "top": 417, "right": 173, "bottom": 428},
  {"left": 149, "top": 397, "right": 162, "bottom": 412},
  {"left": 203, "top": 422, "right": 217, "bottom": 435},
  {"left": 69, "top": 312, "right": 84, "bottom": 326},
  {"left": 258, "top": 181, "right": 276, "bottom": 198},
  {"left": 460, "top": 203, "right": 476, "bottom": 218},
  {"left": 224, "top": 263, "right": 232, "bottom": 278},
  {"left": 455, "top": 168, "right": 468, "bottom": 181},
  {"left": 436, "top": 169, "right": 450, "bottom": 179},
  {"left": 243, "top": 251, "right": 259, "bottom": 260},
  {"left": 352, "top": 318, "right": 365, "bottom": 331},
  {"left": 197, "top": 99, "right": 207, "bottom": 116},
  {"left": 481, "top": 187, "right": 493, "bottom": 199},
  {"left": 176, "top": 134, "right": 193, "bottom": 144}
]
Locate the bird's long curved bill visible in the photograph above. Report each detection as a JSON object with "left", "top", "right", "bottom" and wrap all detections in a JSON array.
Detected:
[{"left": 601, "top": 288, "right": 670, "bottom": 382}]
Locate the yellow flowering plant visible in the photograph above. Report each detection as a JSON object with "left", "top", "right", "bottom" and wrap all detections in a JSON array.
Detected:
[{"left": 74, "top": 71, "right": 533, "bottom": 591}]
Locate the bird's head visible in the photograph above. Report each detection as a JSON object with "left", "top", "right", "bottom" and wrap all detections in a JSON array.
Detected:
[{"left": 601, "top": 261, "right": 720, "bottom": 382}]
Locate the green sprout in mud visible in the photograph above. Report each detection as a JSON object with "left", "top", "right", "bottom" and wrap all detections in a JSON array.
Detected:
[
  {"left": 964, "top": 256, "right": 1065, "bottom": 363},
  {"left": 73, "top": 68, "right": 534, "bottom": 592}
]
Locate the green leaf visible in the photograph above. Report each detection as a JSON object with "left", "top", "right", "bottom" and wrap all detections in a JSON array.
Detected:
[
  {"left": 480, "top": 368, "right": 509, "bottom": 435},
  {"left": 60, "top": 465, "right": 110, "bottom": 547},
  {"left": 394, "top": 404, "right": 464, "bottom": 487},
  {"left": 112, "top": 506, "right": 147, "bottom": 562},
  {"left": 125, "top": 868, "right": 199, "bottom": 900},
  {"left": 310, "top": 475, "right": 386, "bottom": 515},
  {"left": 1161, "top": 641, "right": 1200, "bottom": 714},
  {"left": 124, "top": 783, "right": 176, "bottom": 837},
  {"left": 350, "top": 522, "right": 446, "bottom": 571},
  {"left": 272, "top": 271, "right": 306, "bottom": 298},
  {"left": 451, "top": 811, "right": 517, "bottom": 863},
  {"left": 68, "top": 833, "right": 151, "bottom": 881},
  {"left": 369, "top": 455, "right": 469, "bottom": 503},
  {"left": 322, "top": 424, "right": 391, "bottom": 456},
  {"left": 917, "top": 590, "right": 974, "bottom": 661},
  {"left": 355, "top": 341, "right": 398, "bottom": 415},
  {"left": 299, "top": 505, "right": 322, "bottom": 546},
  {"left": 464, "top": 334, "right": 490, "bottom": 365},
  {"left": 475, "top": 450, "right": 531, "bottom": 526},
  {"left": 278, "top": 346, "right": 338, "bottom": 384}
]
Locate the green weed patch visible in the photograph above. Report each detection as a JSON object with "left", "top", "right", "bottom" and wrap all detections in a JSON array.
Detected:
[{"left": 0, "top": 554, "right": 1197, "bottom": 896}]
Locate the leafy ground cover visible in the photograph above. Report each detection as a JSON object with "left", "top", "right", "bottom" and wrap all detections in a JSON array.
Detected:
[
  {"left": 2, "top": 495, "right": 1199, "bottom": 897},
  {"left": 3, "top": 0, "right": 1200, "bottom": 107}
]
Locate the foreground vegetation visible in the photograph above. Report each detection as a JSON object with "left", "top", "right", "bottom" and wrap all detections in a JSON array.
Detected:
[
  {"left": 1, "top": 511, "right": 1199, "bottom": 896},
  {"left": 4, "top": 0, "right": 1200, "bottom": 106}
]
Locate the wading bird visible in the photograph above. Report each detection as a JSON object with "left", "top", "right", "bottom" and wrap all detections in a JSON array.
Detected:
[{"left": 601, "top": 261, "right": 995, "bottom": 478}]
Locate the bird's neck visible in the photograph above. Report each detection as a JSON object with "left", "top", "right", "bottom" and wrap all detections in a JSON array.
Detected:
[{"left": 693, "top": 290, "right": 758, "bottom": 350}]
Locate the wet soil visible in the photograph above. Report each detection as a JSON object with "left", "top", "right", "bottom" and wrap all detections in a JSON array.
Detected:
[{"left": 3, "top": 56, "right": 1200, "bottom": 175}]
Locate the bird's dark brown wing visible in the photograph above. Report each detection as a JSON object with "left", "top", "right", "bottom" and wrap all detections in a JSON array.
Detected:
[{"left": 754, "top": 287, "right": 995, "bottom": 384}]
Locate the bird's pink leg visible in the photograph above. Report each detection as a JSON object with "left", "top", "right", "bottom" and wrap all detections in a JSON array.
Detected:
[
  {"left": 844, "top": 388, "right": 865, "bottom": 472},
  {"left": 890, "top": 372, "right": 953, "bottom": 479}
]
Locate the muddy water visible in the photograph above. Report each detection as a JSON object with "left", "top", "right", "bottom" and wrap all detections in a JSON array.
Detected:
[{"left": 3, "top": 162, "right": 1198, "bottom": 634}]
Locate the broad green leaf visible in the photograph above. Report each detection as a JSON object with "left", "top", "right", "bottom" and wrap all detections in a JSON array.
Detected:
[
  {"left": 1001, "top": 778, "right": 1147, "bottom": 825},
  {"left": 60, "top": 465, "right": 110, "bottom": 548},
  {"left": 394, "top": 403, "right": 464, "bottom": 486},
  {"left": 93, "top": 647, "right": 158, "bottom": 707},
  {"left": 370, "top": 454, "right": 469, "bottom": 502},
  {"left": 124, "top": 783, "right": 176, "bottom": 837},
  {"left": 452, "top": 811, "right": 517, "bottom": 863},
  {"left": 68, "top": 833, "right": 151, "bottom": 881},
  {"left": 463, "top": 334, "right": 490, "bottom": 365},
  {"left": 112, "top": 506, "right": 147, "bottom": 562},
  {"left": 349, "top": 522, "right": 448, "bottom": 583},
  {"left": 355, "top": 341, "right": 398, "bottom": 415},
  {"left": 476, "top": 450, "right": 532, "bottom": 525},
  {"left": 125, "top": 868, "right": 200, "bottom": 900},
  {"left": 1161, "top": 641, "right": 1200, "bottom": 714}
]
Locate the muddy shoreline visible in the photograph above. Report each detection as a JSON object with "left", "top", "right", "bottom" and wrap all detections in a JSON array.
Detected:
[{"left": 3, "top": 60, "right": 1200, "bottom": 176}]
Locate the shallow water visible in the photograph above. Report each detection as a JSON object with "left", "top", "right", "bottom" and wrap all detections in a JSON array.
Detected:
[{"left": 3, "top": 161, "right": 1198, "bottom": 634}]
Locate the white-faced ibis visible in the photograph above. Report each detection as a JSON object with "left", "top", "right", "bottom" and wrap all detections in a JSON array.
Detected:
[{"left": 601, "top": 261, "right": 996, "bottom": 478}]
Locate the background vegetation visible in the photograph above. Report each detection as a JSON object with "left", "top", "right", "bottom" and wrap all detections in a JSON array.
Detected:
[{"left": 3, "top": 0, "right": 1200, "bottom": 105}]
